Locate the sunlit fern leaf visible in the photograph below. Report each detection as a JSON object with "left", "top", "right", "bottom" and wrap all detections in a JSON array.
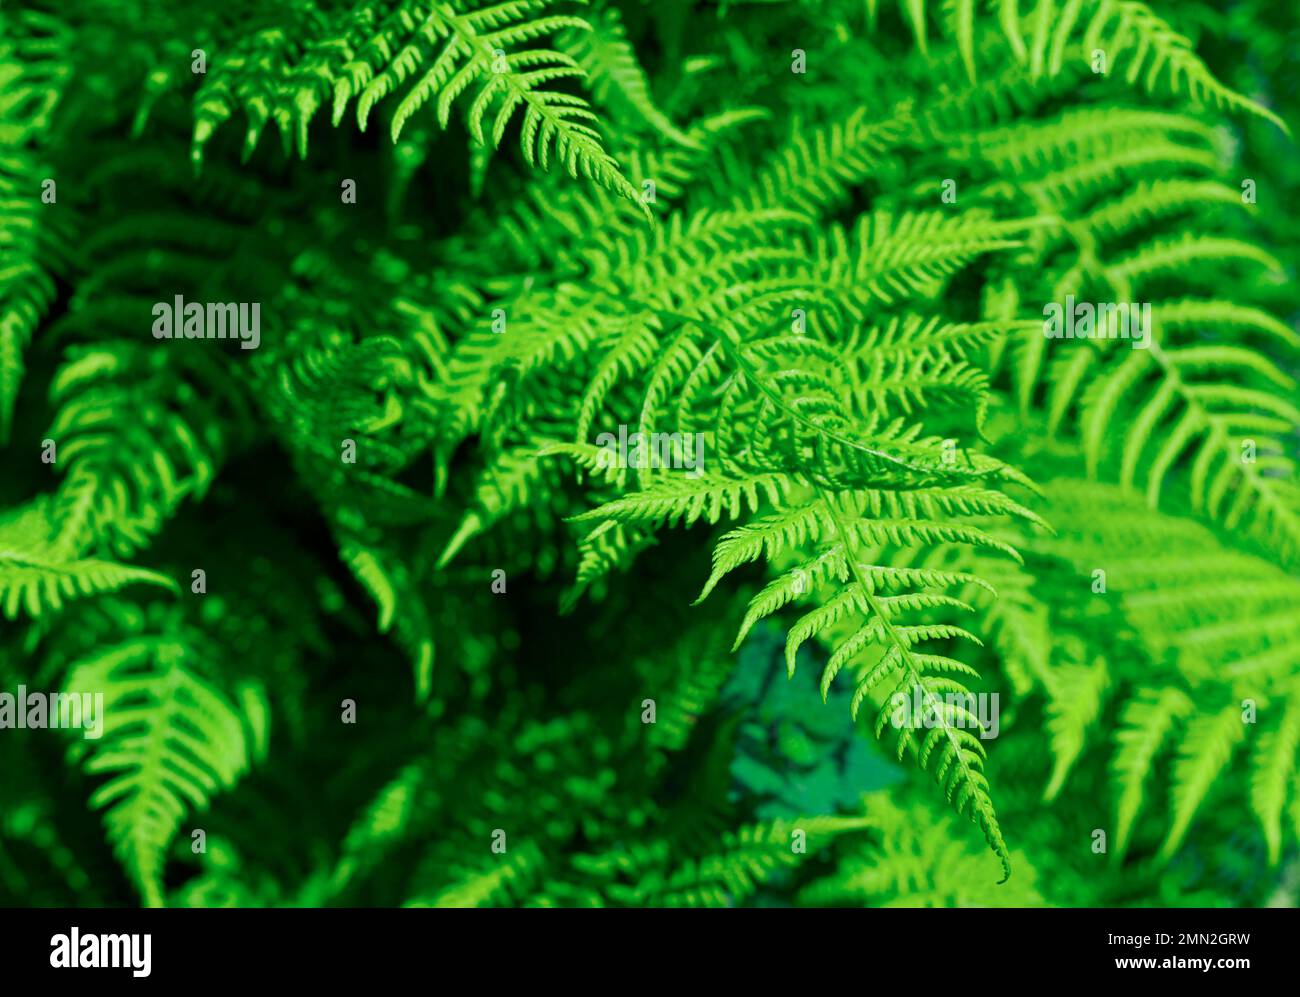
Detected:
[
  {"left": 959, "top": 543, "right": 1050, "bottom": 696},
  {"left": 338, "top": 530, "right": 436, "bottom": 699},
  {"left": 641, "top": 621, "right": 740, "bottom": 763},
  {"left": 1041, "top": 650, "right": 1109, "bottom": 801},
  {"left": 1108, "top": 233, "right": 1282, "bottom": 291},
  {"left": 693, "top": 484, "right": 1032, "bottom": 878},
  {"left": 0, "top": 15, "right": 71, "bottom": 442},
  {"left": 1085, "top": 0, "right": 1288, "bottom": 133},
  {"left": 0, "top": 500, "right": 177, "bottom": 619},
  {"left": 560, "top": 5, "right": 698, "bottom": 148},
  {"left": 1158, "top": 705, "right": 1246, "bottom": 860},
  {"left": 816, "top": 210, "right": 1034, "bottom": 310},
  {"left": 558, "top": 520, "right": 657, "bottom": 613},
  {"left": 372, "top": 1, "right": 642, "bottom": 207},
  {"left": 438, "top": 444, "right": 576, "bottom": 567},
  {"left": 736, "top": 109, "right": 907, "bottom": 215},
  {"left": 45, "top": 342, "right": 229, "bottom": 558},
  {"left": 330, "top": 762, "right": 428, "bottom": 897},
  {"left": 655, "top": 815, "right": 872, "bottom": 907},
  {"left": 710, "top": 331, "right": 1032, "bottom": 491},
  {"left": 954, "top": 107, "right": 1220, "bottom": 194},
  {"left": 63, "top": 629, "right": 265, "bottom": 907},
  {"left": 570, "top": 470, "right": 791, "bottom": 533},
  {"left": 407, "top": 839, "right": 546, "bottom": 907},
  {"left": 1077, "top": 326, "right": 1300, "bottom": 568},
  {"left": 188, "top": 1, "right": 642, "bottom": 207},
  {"left": 885, "top": 0, "right": 1286, "bottom": 132},
  {"left": 1111, "top": 687, "right": 1193, "bottom": 859},
  {"left": 339, "top": 542, "right": 397, "bottom": 634},
  {"left": 1250, "top": 699, "right": 1300, "bottom": 867},
  {"left": 1080, "top": 179, "right": 1254, "bottom": 242},
  {"left": 271, "top": 335, "right": 416, "bottom": 469},
  {"left": 799, "top": 791, "right": 1049, "bottom": 907},
  {"left": 0, "top": 552, "right": 177, "bottom": 621},
  {"left": 1032, "top": 480, "right": 1300, "bottom": 859},
  {"left": 946, "top": 0, "right": 977, "bottom": 81}
]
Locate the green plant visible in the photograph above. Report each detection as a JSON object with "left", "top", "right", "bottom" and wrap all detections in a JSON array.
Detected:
[{"left": 1, "top": 0, "right": 1297, "bottom": 908}]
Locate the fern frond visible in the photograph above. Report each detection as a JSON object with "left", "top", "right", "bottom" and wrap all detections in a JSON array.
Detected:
[
  {"left": 63, "top": 626, "right": 265, "bottom": 906},
  {"left": 1112, "top": 687, "right": 1193, "bottom": 858},
  {"left": 883, "top": 0, "right": 1287, "bottom": 132},
  {"left": 559, "top": 6, "right": 697, "bottom": 149},
  {"left": 1085, "top": 0, "right": 1288, "bottom": 133},
  {"left": 656, "top": 815, "right": 872, "bottom": 907},
  {"left": 1041, "top": 652, "right": 1109, "bottom": 801},
  {"left": 800, "top": 791, "right": 1047, "bottom": 907},
  {"left": 188, "top": 1, "right": 642, "bottom": 206},
  {"left": 571, "top": 470, "right": 790, "bottom": 531},
  {"left": 0, "top": 546, "right": 177, "bottom": 620},
  {"left": 1159, "top": 705, "right": 1246, "bottom": 860},
  {"left": 1250, "top": 699, "right": 1300, "bottom": 867},
  {"left": 375, "top": 1, "right": 641, "bottom": 206},
  {"left": 0, "top": 18, "right": 71, "bottom": 442}
]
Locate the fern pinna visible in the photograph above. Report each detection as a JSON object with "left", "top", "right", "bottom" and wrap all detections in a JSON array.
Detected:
[{"left": 0, "top": 0, "right": 1297, "bottom": 909}]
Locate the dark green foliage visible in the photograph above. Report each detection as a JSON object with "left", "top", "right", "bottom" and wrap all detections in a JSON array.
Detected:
[{"left": 1, "top": 0, "right": 1298, "bottom": 908}]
